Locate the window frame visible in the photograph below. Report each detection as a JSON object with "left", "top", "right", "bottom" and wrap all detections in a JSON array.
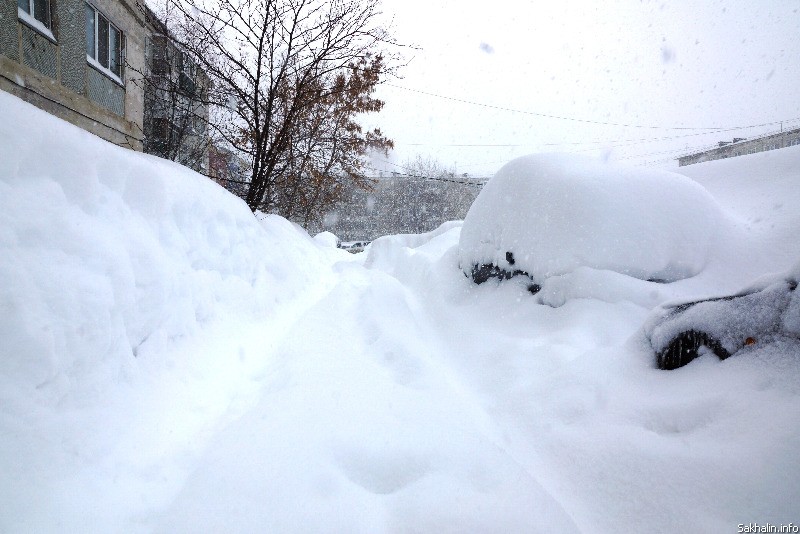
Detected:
[
  {"left": 149, "top": 34, "right": 169, "bottom": 76},
  {"left": 18, "top": 0, "right": 56, "bottom": 42},
  {"left": 177, "top": 50, "right": 199, "bottom": 96},
  {"left": 152, "top": 117, "right": 172, "bottom": 142},
  {"left": 85, "top": 2, "right": 125, "bottom": 85}
]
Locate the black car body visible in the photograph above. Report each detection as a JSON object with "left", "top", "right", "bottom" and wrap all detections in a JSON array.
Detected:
[{"left": 645, "top": 270, "right": 800, "bottom": 370}]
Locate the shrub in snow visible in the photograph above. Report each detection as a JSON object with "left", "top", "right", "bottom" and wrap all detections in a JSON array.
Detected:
[
  {"left": 645, "top": 263, "right": 800, "bottom": 369},
  {"left": 458, "top": 153, "right": 725, "bottom": 291}
]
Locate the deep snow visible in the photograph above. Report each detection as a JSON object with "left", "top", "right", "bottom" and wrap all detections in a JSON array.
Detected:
[{"left": 1, "top": 90, "right": 799, "bottom": 533}]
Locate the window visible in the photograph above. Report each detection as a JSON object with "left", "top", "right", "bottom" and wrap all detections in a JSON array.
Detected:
[
  {"left": 178, "top": 52, "right": 197, "bottom": 96},
  {"left": 150, "top": 35, "right": 169, "bottom": 76},
  {"left": 152, "top": 118, "right": 171, "bottom": 140},
  {"left": 193, "top": 113, "right": 205, "bottom": 134},
  {"left": 86, "top": 3, "right": 124, "bottom": 81},
  {"left": 18, "top": 0, "right": 53, "bottom": 36}
]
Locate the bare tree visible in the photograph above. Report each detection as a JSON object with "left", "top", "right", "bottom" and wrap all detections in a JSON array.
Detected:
[
  {"left": 381, "top": 156, "right": 479, "bottom": 234},
  {"left": 157, "top": 0, "right": 397, "bottom": 225},
  {"left": 132, "top": 6, "right": 212, "bottom": 173}
]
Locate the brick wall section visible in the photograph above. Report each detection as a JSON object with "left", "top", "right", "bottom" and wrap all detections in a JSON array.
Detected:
[
  {"left": 20, "top": 24, "right": 57, "bottom": 78},
  {"left": 87, "top": 65, "right": 124, "bottom": 115},
  {"left": 57, "top": 0, "right": 87, "bottom": 95},
  {"left": 0, "top": 1, "right": 19, "bottom": 62}
]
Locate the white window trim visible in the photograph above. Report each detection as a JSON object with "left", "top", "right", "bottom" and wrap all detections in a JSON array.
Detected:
[
  {"left": 17, "top": 6, "right": 56, "bottom": 42},
  {"left": 85, "top": 3, "right": 125, "bottom": 85},
  {"left": 87, "top": 55, "right": 124, "bottom": 86}
]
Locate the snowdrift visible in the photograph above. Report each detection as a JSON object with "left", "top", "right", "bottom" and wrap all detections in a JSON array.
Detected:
[
  {"left": 0, "top": 92, "right": 348, "bottom": 530},
  {"left": 0, "top": 91, "right": 337, "bottom": 399}
]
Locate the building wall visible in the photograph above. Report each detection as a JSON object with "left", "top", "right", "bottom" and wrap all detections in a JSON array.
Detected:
[
  {"left": 141, "top": 11, "right": 210, "bottom": 173},
  {"left": 91, "top": 0, "right": 145, "bottom": 134},
  {"left": 679, "top": 128, "right": 800, "bottom": 166},
  {"left": 0, "top": 2, "right": 21, "bottom": 63},
  {"left": 0, "top": 0, "right": 145, "bottom": 150}
]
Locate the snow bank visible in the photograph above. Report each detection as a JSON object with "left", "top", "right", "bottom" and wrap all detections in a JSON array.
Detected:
[
  {"left": 0, "top": 91, "right": 332, "bottom": 402},
  {"left": 365, "top": 202, "right": 800, "bottom": 532},
  {"left": 364, "top": 222, "right": 462, "bottom": 272},
  {"left": 677, "top": 145, "right": 800, "bottom": 288},
  {"left": 0, "top": 93, "right": 345, "bottom": 530},
  {"left": 459, "top": 153, "right": 726, "bottom": 283}
]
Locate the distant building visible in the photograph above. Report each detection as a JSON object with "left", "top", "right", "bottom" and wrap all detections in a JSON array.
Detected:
[
  {"left": 0, "top": 0, "right": 146, "bottom": 149},
  {"left": 142, "top": 7, "right": 210, "bottom": 173},
  {"left": 312, "top": 175, "right": 482, "bottom": 241},
  {"left": 678, "top": 128, "right": 800, "bottom": 166}
]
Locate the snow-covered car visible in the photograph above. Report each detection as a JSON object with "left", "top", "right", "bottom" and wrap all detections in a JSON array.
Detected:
[
  {"left": 458, "top": 153, "right": 725, "bottom": 294},
  {"left": 645, "top": 268, "right": 800, "bottom": 370},
  {"left": 340, "top": 240, "right": 370, "bottom": 253}
]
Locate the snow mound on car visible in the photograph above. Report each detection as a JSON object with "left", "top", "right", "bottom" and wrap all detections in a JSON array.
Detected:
[{"left": 459, "top": 153, "right": 725, "bottom": 283}]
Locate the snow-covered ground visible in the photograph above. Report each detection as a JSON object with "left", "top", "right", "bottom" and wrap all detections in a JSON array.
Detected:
[{"left": 2, "top": 90, "right": 799, "bottom": 533}]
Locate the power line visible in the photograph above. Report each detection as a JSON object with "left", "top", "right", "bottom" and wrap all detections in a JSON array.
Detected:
[
  {"left": 0, "top": 72, "right": 144, "bottom": 146},
  {"left": 399, "top": 142, "right": 530, "bottom": 147},
  {"left": 385, "top": 83, "right": 800, "bottom": 132},
  {"left": 395, "top": 130, "right": 737, "bottom": 148},
  {"left": 450, "top": 121, "right": 800, "bottom": 169},
  {"left": 394, "top": 121, "right": 800, "bottom": 149}
]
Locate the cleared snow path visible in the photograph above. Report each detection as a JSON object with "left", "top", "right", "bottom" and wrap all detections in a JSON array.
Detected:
[{"left": 149, "top": 255, "right": 580, "bottom": 532}]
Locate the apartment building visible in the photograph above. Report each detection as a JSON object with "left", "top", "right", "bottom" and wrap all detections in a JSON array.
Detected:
[
  {"left": 678, "top": 127, "right": 800, "bottom": 166},
  {"left": 0, "top": 0, "right": 146, "bottom": 149}
]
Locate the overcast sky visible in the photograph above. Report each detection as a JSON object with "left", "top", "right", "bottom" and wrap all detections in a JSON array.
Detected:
[{"left": 368, "top": 0, "right": 800, "bottom": 177}]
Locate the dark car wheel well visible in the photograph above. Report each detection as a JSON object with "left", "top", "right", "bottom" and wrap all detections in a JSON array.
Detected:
[
  {"left": 468, "top": 256, "right": 541, "bottom": 295},
  {"left": 657, "top": 330, "right": 731, "bottom": 370}
]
